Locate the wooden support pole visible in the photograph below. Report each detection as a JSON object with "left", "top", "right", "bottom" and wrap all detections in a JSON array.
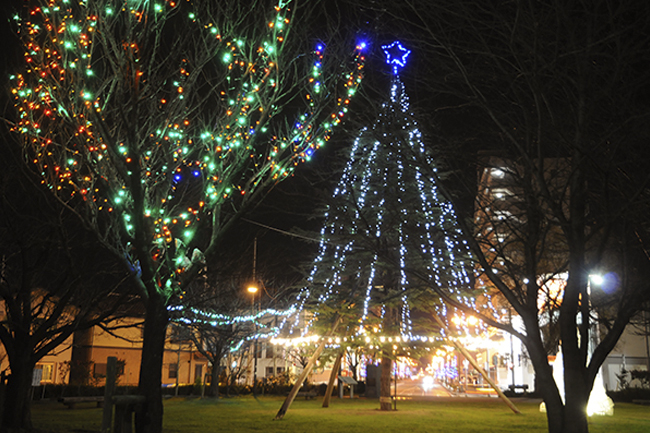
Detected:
[
  {"left": 433, "top": 316, "right": 520, "bottom": 414},
  {"left": 275, "top": 315, "right": 341, "bottom": 420},
  {"left": 450, "top": 339, "right": 520, "bottom": 414},
  {"left": 322, "top": 351, "right": 343, "bottom": 408}
]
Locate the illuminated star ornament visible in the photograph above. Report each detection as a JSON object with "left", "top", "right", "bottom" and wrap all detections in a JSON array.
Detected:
[{"left": 382, "top": 41, "right": 411, "bottom": 74}]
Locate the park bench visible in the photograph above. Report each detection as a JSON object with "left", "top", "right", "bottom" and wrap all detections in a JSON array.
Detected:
[
  {"left": 58, "top": 396, "right": 104, "bottom": 409},
  {"left": 296, "top": 390, "right": 317, "bottom": 399}
]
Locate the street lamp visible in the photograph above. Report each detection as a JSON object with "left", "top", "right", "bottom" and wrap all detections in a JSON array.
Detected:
[
  {"left": 585, "top": 272, "right": 615, "bottom": 416},
  {"left": 248, "top": 283, "right": 259, "bottom": 396},
  {"left": 589, "top": 274, "right": 604, "bottom": 288},
  {"left": 249, "top": 237, "right": 259, "bottom": 396}
]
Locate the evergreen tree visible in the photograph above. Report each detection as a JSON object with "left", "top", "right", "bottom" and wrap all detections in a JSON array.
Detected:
[{"left": 283, "top": 41, "right": 477, "bottom": 410}]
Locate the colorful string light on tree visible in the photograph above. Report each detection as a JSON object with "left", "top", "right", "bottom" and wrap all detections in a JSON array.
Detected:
[{"left": 11, "top": 0, "right": 365, "bottom": 305}]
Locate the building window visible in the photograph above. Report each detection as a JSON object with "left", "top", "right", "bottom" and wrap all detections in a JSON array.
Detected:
[
  {"left": 265, "top": 345, "right": 274, "bottom": 359},
  {"left": 266, "top": 367, "right": 274, "bottom": 377},
  {"left": 168, "top": 363, "right": 178, "bottom": 379},
  {"left": 492, "top": 188, "right": 511, "bottom": 200},
  {"left": 276, "top": 367, "right": 285, "bottom": 375},
  {"left": 36, "top": 363, "right": 54, "bottom": 383},
  {"left": 94, "top": 363, "right": 107, "bottom": 378}
]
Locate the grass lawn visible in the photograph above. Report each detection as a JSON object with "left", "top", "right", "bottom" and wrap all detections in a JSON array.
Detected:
[{"left": 31, "top": 396, "right": 650, "bottom": 433}]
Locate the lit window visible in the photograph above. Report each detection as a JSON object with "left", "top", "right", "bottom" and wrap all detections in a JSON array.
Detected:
[
  {"left": 492, "top": 188, "right": 511, "bottom": 199},
  {"left": 494, "top": 210, "right": 512, "bottom": 221},
  {"left": 43, "top": 364, "right": 53, "bottom": 382},
  {"left": 36, "top": 363, "right": 54, "bottom": 382},
  {"left": 491, "top": 167, "right": 505, "bottom": 178}
]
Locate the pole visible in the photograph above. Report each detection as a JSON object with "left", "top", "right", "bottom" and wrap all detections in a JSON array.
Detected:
[
  {"left": 253, "top": 335, "right": 258, "bottom": 396},
  {"left": 275, "top": 315, "right": 342, "bottom": 420},
  {"left": 645, "top": 311, "right": 650, "bottom": 372},
  {"left": 452, "top": 340, "right": 520, "bottom": 414},
  {"left": 101, "top": 357, "right": 117, "bottom": 433},
  {"left": 338, "top": 358, "right": 343, "bottom": 400},
  {"left": 393, "top": 363, "right": 397, "bottom": 410},
  {"left": 175, "top": 341, "right": 180, "bottom": 397},
  {"left": 509, "top": 309, "right": 515, "bottom": 387},
  {"left": 252, "top": 236, "right": 257, "bottom": 282},
  {"left": 252, "top": 237, "right": 258, "bottom": 397}
]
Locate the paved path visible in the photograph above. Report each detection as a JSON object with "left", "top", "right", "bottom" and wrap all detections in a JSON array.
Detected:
[{"left": 394, "top": 378, "right": 451, "bottom": 397}]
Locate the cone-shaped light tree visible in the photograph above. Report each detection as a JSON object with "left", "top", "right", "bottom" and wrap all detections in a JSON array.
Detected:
[
  {"left": 283, "top": 42, "right": 478, "bottom": 410},
  {"left": 10, "top": 1, "right": 364, "bottom": 431}
]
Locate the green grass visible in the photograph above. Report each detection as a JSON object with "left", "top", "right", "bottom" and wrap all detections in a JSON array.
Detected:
[{"left": 30, "top": 396, "right": 650, "bottom": 433}]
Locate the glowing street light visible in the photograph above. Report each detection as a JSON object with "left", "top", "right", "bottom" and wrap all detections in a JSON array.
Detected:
[
  {"left": 249, "top": 237, "right": 259, "bottom": 396},
  {"left": 589, "top": 274, "right": 604, "bottom": 287}
]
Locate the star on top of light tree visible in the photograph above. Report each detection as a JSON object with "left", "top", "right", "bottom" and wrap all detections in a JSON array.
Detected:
[{"left": 382, "top": 40, "right": 411, "bottom": 74}]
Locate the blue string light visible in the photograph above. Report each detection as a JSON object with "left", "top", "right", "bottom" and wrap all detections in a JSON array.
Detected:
[{"left": 382, "top": 41, "right": 411, "bottom": 74}]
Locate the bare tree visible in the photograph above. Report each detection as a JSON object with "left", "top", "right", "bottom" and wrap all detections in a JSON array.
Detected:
[
  {"left": 174, "top": 277, "right": 255, "bottom": 399},
  {"left": 0, "top": 145, "right": 135, "bottom": 432},
  {"left": 368, "top": 1, "right": 650, "bottom": 432},
  {"left": 9, "top": 0, "right": 364, "bottom": 431}
]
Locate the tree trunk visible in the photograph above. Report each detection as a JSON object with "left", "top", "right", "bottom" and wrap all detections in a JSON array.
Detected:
[
  {"left": 135, "top": 293, "right": 169, "bottom": 433},
  {"left": 524, "top": 335, "right": 564, "bottom": 433},
  {"left": 379, "top": 351, "right": 392, "bottom": 411},
  {"left": 562, "top": 400, "right": 589, "bottom": 433},
  {"left": 562, "top": 367, "right": 589, "bottom": 433},
  {"left": 1, "top": 355, "right": 36, "bottom": 432},
  {"left": 210, "top": 363, "right": 220, "bottom": 399},
  {"left": 537, "top": 376, "right": 565, "bottom": 433}
]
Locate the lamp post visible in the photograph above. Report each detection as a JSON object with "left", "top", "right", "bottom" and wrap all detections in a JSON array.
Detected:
[
  {"left": 588, "top": 274, "right": 603, "bottom": 350},
  {"left": 248, "top": 283, "right": 258, "bottom": 396},
  {"left": 248, "top": 237, "right": 259, "bottom": 396},
  {"left": 508, "top": 309, "right": 516, "bottom": 388},
  {"left": 643, "top": 311, "right": 650, "bottom": 371}
]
